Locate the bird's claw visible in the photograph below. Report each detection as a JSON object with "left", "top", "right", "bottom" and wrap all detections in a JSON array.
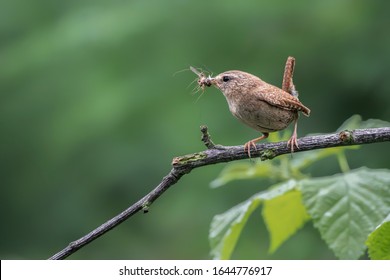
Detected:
[
  {"left": 244, "top": 141, "right": 257, "bottom": 158},
  {"left": 287, "top": 134, "right": 299, "bottom": 153}
]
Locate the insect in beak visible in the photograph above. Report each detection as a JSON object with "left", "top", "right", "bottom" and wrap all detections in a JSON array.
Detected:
[{"left": 190, "top": 66, "right": 214, "bottom": 90}]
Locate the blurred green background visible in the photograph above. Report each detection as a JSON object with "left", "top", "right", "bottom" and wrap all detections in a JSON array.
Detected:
[{"left": 1, "top": 0, "right": 390, "bottom": 259}]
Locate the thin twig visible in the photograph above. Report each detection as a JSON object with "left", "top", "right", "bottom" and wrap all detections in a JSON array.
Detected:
[{"left": 49, "top": 126, "right": 390, "bottom": 259}]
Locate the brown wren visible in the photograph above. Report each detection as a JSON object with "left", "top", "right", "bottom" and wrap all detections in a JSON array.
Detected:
[{"left": 191, "top": 56, "right": 310, "bottom": 157}]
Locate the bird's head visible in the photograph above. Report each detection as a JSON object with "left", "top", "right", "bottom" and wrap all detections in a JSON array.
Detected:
[{"left": 204, "top": 71, "right": 261, "bottom": 97}]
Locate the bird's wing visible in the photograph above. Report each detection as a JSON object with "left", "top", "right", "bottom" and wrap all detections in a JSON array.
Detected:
[{"left": 256, "top": 86, "right": 310, "bottom": 116}]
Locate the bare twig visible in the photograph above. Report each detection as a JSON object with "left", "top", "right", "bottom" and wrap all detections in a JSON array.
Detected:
[{"left": 49, "top": 126, "right": 390, "bottom": 259}]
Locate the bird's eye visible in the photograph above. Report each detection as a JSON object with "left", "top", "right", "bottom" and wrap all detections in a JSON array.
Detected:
[{"left": 222, "top": 76, "right": 230, "bottom": 82}]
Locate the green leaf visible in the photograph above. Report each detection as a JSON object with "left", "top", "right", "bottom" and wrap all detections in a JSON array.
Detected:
[
  {"left": 210, "top": 161, "right": 275, "bottom": 188},
  {"left": 337, "top": 114, "right": 390, "bottom": 131},
  {"left": 210, "top": 115, "right": 390, "bottom": 188},
  {"left": 290, "top": 146, "right": 357, "bottom": 171},
  {"left": 366, "top": 214, "right": 390, "bottom": 260},
  {"left": 263, "top": 189, "right": 311, "bottom": 253},
  {"left": 301, "top": 167, "right": 390, "bottom": 259},
  {"left": 209, "top": 197, "right": 261, "bottom": 260},
  {"left": 209, "top": 180, "right": 297, "bottom": 259},
  {"left": 337, "top": 114, "right": 365, "bottom": 131},
  {"left": 210, "top": 132, "right": 301, "bottom": 188},
  {"left": 291, "top": 114, "right": 390, "bottom": 171}
]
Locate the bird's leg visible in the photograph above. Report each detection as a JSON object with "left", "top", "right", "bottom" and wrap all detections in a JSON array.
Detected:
[
  {"left": 287, "top": 117, "right": 299, "bottom": 153},
  {"left": 244, "top": 132, "right": 269, "bottom": 158}
]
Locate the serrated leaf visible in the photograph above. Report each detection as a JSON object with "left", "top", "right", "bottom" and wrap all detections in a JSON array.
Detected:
[
  {"left": 301, "top": 167, "right": 390, "bottom": 259},
  {"left": 209, "top": 180, "right": 297, "bottom": 259},
  {"left": 263, "top": 189, "right": 311, "bottom": 253},
  {"left": 366, "top": 214, "right": 390, "bottom": 260}
]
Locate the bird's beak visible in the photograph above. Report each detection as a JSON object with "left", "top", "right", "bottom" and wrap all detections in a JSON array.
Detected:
[
  {"left": 190, "top": 66, "right": 216, "bottom": 88},
  {"left": 204, "top": 76, "right": 215, "bottom": 87}
]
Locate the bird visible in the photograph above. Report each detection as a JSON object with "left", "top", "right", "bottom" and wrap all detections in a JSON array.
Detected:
[{"left": 191, "top": 57, "right": 310, "bottom": 157}]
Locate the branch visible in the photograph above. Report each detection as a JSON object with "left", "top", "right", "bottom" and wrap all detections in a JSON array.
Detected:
[{"left": 49, "top": 126, "right": 390, "bottom": 259}]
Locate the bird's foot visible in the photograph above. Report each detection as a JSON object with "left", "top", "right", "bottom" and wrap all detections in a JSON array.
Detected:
[
  {"left": 287, "top": 133, "right": 299, "bottom": 153},
  {"left": 243, "top": 133, "right": 269, "bottom": 158},
  {"left": 244, "top": 140, "right": 258, "bottom": 158}
]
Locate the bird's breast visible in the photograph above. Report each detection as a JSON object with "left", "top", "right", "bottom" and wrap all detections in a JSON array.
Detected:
[{"left": 227, "top": 97, "right": 296, "bottom": 133}]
